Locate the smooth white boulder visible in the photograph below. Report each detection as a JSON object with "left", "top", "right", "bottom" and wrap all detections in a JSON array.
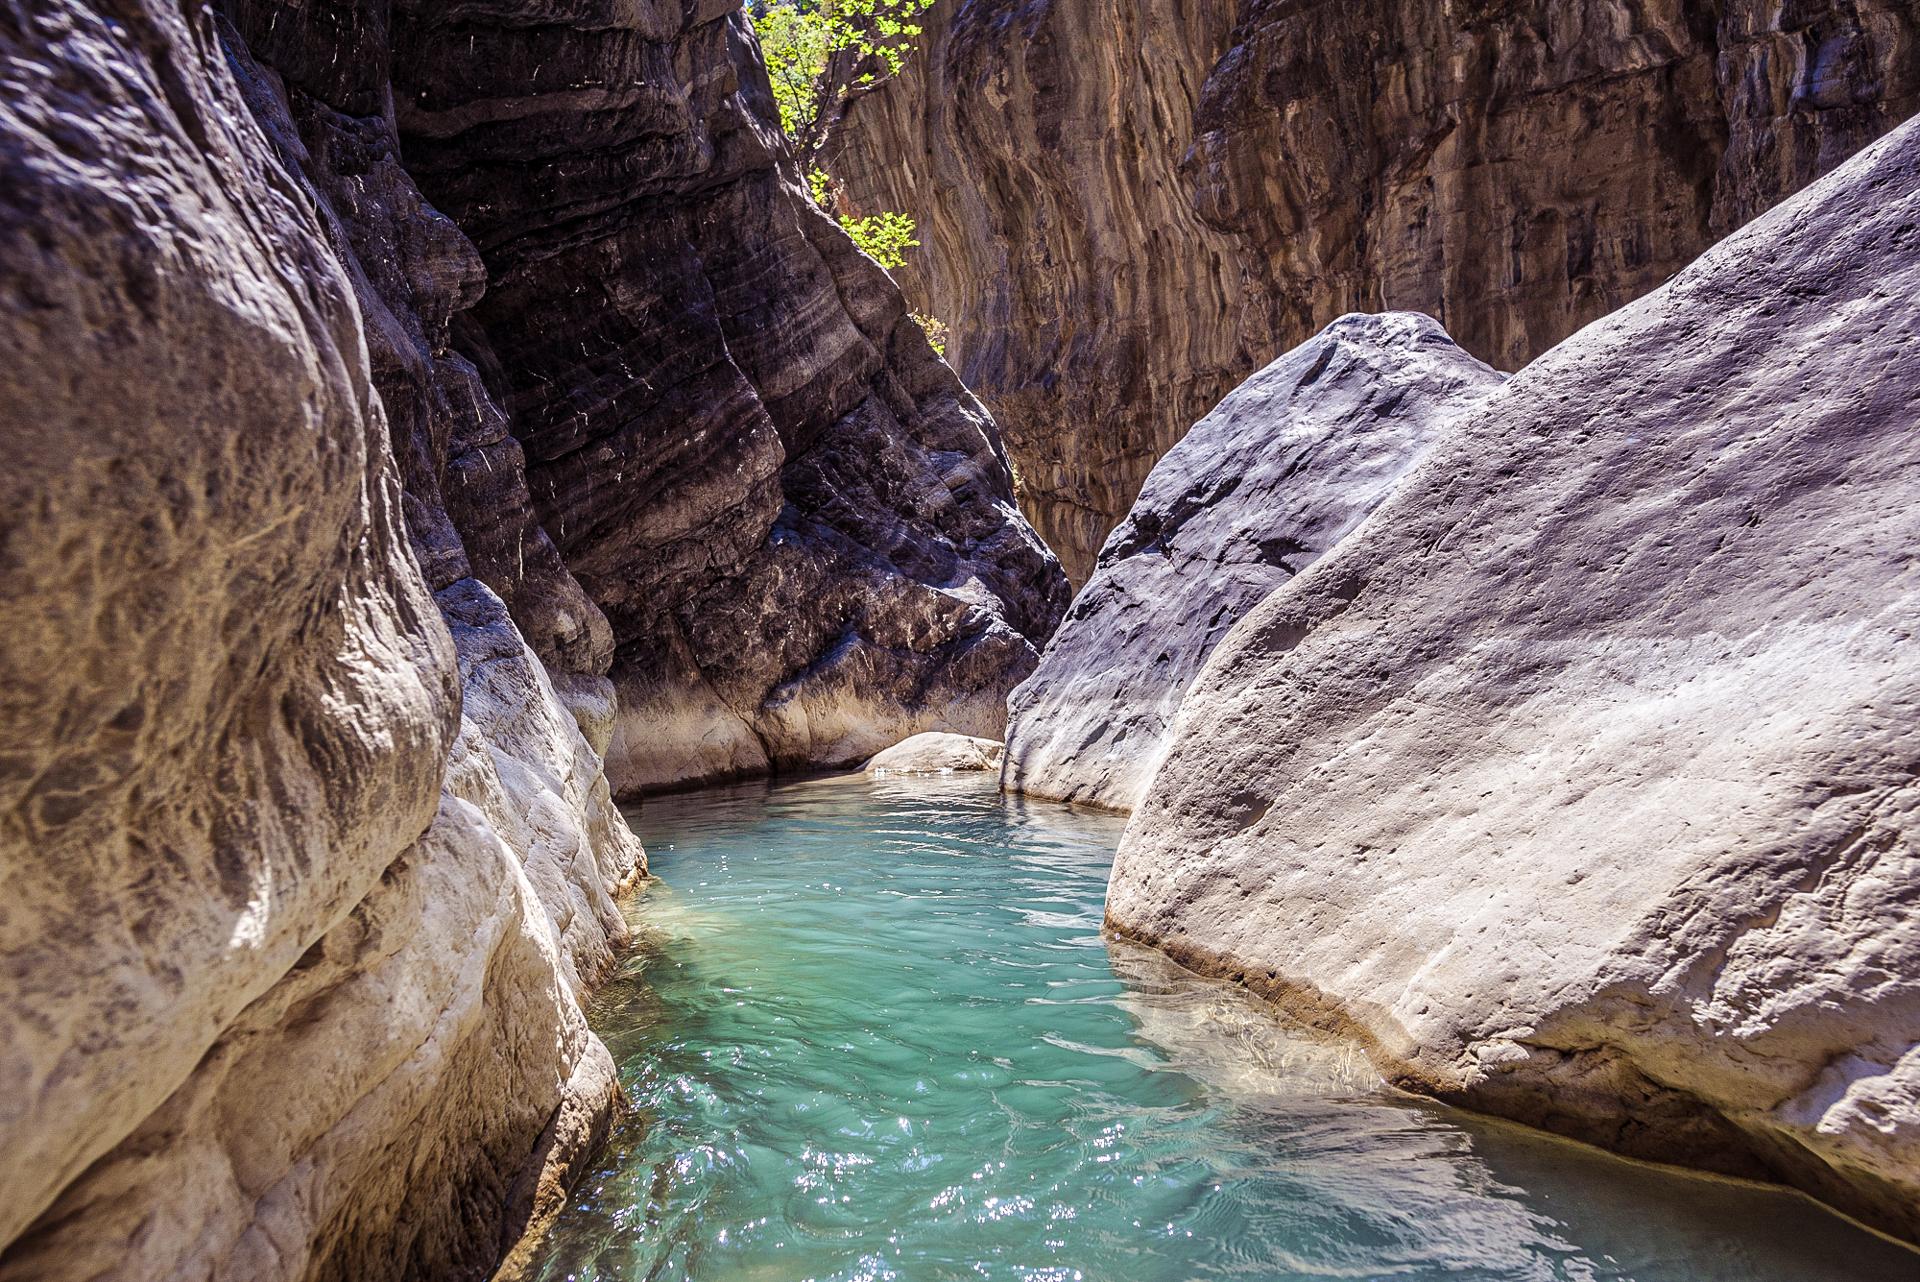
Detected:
[
  {"left": 1109, "top": 118, "right": 1920, "bottom": 1242},
  {"left": 865, "top": 733, "right": 1006, "bottom": 775},
  {"left": 0, "top": 12, "right": 640, "bottom": 1277}
]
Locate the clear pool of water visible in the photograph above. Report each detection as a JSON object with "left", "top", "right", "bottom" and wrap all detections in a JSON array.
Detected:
[{"left": 526, "top": 773, "right": 1918, "bottom": 1282}]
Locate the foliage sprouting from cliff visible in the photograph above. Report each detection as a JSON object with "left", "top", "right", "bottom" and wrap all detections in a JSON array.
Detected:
[
  {"left": 753, "top": 0, "right": 950, "bottom": 357},
  {"left": 751, "top": 0, "right": 933, "bottom": 170},
  {"left": 810, "top": 167, "right": 920, "bottom": 268},
  {"left": 910, "top": 311, "right": 950, "bottom": 357}
]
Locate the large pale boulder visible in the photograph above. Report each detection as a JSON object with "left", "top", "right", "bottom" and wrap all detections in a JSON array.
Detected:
[
  {"left": 0, "top": 1, "right": 444, "bottom": 1252},
  {"left": 1109, "top": 118, "right": 1920, "bottom": 1242},
  {"left": 0, "top": 581, "right": 641, "bottom": 1282},
  {"left": 1002, "top": 313, "right": 1502, "bottom": 812},
  {"left": 0, "top": 5, "right": 640, "bottom": 1279}
]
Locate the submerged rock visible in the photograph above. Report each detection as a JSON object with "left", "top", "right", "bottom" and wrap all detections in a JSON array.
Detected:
[
  {"left": 1109, "top": 118, "right": 1920, "bottom": 1243},
  {"left": 837, "top": 0, "right": 1920, "bottom": 580},
  {"left": 1002, "top": 313, "right": 1502, "bottom": 813},
  {"left": 865, "top": 733, "right": 1006, "bottom": 775}
]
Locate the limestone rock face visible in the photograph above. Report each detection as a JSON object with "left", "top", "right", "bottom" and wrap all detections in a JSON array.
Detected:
[
  {"left": 864, "top": 733, "right": 1005, "bottom": 775},
  {"left": 1108, "top": 119, "right": 1920, "bottom": 1243},
  {"left": 389, "top": 1, "right": 1070, "bottom": 796},
  {"left": 838, "top": 0, "right": 1920, "bottom": 580},
  {"left": 829, "top": 0, "right": 1250, "bottom": 583},
  {"left": 1002, "top": 314, "right": 1502, "bottom": 813},
  {"left": 1185, "top": 0, "right": 1920, "bottom": 370},
  {"left": 0, "top": 5, "right": 639, "bottom": 1280}
]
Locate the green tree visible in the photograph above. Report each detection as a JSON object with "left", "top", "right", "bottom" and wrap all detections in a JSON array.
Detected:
[
  {"left": 752, "top": 0, "right": 949, "bottom": 351},
  {"left": 751, "top": 0, "right": 934, "bottom": 172}
]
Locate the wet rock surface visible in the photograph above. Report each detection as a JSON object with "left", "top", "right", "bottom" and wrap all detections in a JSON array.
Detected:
[
  {"left": 838, "top": 0, "right": 1920, "bottom": 579},
  {"left": 1002, "top": 313, "right": 1502, "bottom": 813},
  {"left": 1108, "top": 118, "right": 1920, "bottom": 1244}
]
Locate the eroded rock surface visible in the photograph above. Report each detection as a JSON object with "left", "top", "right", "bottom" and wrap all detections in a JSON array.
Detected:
[
  {"left": 0, "top": 4, "right": 639, "bottom": 1279},
  {"left": 865, "top": 732, "right": 1005, "bottom": 774},
  {"left": 1186, "top": 0, "right": 1920, "bottom": 370},
  {"left": 1002, "top": 314, "right": 1502, "bottom": 813},
  {"left": 1109, "top": 118, "right": 1920, "bottom": 1243},
  {"left": 838, "top": 0, "right": 1920, "bottom": 579},
  {"left": 390, "top": 2, "right": 1069, "bottom": 796}
]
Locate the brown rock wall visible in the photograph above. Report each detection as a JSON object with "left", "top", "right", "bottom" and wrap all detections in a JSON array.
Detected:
[
  {"left": 392, "top": 2, "right": 1069, "bottom": 793},
  {"left": 834, "top": 0, "right": 1252, "bottom": 582},
  {"left": 838, "top": 0, "right": 1920, "bottom": 580}
]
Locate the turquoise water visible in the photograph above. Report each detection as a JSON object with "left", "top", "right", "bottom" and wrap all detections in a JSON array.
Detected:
[{"left": 528, "top": 774, "right": 1918, "bottom": 1282}]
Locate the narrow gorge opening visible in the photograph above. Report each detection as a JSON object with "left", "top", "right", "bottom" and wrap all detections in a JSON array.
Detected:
[{"left": 3, "top": 2, "right": 1918, "bottom": 1280}]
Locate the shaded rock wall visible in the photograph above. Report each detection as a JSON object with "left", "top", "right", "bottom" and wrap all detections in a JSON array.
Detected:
[
  {"left": 837, "top": 0, "right": 1920, "bottom": 580},
  {"left": 1002, "top": 313, "right": 1502, "bottom": 813},
  {"left": 390, "top": 0, "right": 1070, "bottom": 795},
  {"left": 0, "top": 3, "right": 640, "bottom": 1279},
  {"left": 1108, "top": 117, "right": 1920, "bottom": 1244},
  {"left": 1186, "top": 0, "right": 1920, "bottom": 370}
]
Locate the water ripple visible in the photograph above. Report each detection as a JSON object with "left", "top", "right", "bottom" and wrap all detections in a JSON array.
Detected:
[{"left": 527, "top": 774, "right": 1918, "bottom": 1282}]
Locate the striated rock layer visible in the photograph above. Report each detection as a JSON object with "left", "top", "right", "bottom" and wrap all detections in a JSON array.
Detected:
[
  {"left": 1109, "top": 118, "right": 1920, "bottom": 1243},
  {"left": 1002, "top": 313, "right": 1502, "bottom": 813},
  {"left": 838, "top": 0, "right": 1920, "bottom": 579},
  {"left": 390, "top": 0, "right": 1069, "bottom": 796},
  {"left": 830, "top": 0, "right": 1252, "bottom": 583},
  {"left": 0, "top": 3, "right": 644, "bottom": 1279}
]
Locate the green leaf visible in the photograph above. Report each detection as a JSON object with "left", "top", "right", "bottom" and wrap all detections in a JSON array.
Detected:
[{"left": 841, "top": 210, "right": 920, "bottom": 270}]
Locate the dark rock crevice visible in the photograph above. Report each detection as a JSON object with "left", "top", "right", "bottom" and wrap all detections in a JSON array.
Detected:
[{"left": 383, "top": 1, "right": 1065, "bottom": 794}]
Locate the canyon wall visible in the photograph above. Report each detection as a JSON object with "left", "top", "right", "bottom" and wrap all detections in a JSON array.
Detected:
[
  {"left": 0, "top": 4, "right": 640, "bottom": 1279},
  {"left": 1109, "top": 117, "right": 1920, "bottom": 1244},
  {"left": 829, "top": 0, "right": 1253, "bottom": 585},
  {"left": 0, "top": 0, "right": 1053, "bottom": 1276},
  {"left": 837, "top": 0, "right": 1920, "bottom": 579},
  {"left": 390, "top": 0, "right": 1069, "bottom": 795}
]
